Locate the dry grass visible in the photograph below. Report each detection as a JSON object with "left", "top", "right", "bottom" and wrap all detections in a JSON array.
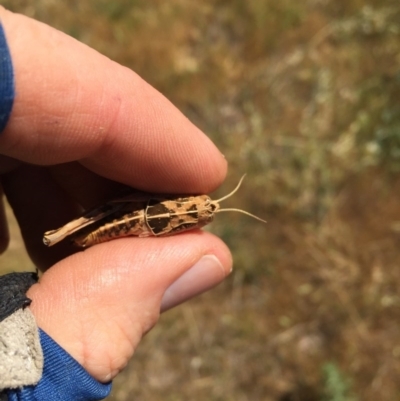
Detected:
[{"left": 2, "top": 1, "right": 400, "bottom": 400}]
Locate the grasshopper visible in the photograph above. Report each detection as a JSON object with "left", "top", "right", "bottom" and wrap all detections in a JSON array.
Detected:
[{"left": 43, "top": 175, "right": 265, "bottom": 248}]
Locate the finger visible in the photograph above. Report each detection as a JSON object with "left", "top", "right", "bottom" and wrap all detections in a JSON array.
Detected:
[
  {"left": 0, "top": 9, "right": 227, "bottom": 194},
  {"left": 48, "top": 162, "right": 130, "bottom": 208},
  {"left": 27, "top": 231, "right": 232, "bottom": 382},
  {"left": 2, "top": 164, "right": 81, "bottom": 269}
]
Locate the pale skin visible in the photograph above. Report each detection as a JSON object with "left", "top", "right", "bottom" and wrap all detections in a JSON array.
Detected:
[{"left": 0, "top": 8, "right": 232, "bottom": 383}]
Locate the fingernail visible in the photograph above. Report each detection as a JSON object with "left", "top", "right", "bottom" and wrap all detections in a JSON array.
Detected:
[{"left": 160, "top": 255, "right": 228, "bottom": 312}]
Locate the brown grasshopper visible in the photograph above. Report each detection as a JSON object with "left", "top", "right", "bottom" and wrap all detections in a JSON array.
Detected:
[{"left": 43, "top": 175, "right": 265, "bottom": 248}]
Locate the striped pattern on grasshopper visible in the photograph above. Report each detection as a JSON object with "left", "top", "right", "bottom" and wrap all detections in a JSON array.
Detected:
[{"left": 43, "top": 175, "right": 265, "bottom": 248}]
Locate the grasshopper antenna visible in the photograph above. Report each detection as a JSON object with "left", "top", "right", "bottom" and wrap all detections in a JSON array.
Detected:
[
  {"left": 213, "top": 175, "right": 266, "bottom": 223},
  {"left": 214, "top": 174, "right": 247, "bottom": 203}
]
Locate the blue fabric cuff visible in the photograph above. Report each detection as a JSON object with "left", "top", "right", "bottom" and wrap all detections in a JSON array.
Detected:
[
  {"left": 6, "top": 329, "right": 112, "bottom": 401},
  {"left": 0, "top": 22, "right": 14, "bottom": 132}
]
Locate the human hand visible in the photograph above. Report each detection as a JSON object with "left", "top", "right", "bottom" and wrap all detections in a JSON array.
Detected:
[{"left": 0, "top": 8, "right": 232, "bottom": 383}]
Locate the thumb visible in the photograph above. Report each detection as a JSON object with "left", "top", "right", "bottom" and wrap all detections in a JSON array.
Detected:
[{"left": 27, "top": 232, "right": 232, "bottom": 382}]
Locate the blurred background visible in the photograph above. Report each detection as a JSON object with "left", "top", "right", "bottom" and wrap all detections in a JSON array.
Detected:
[{"left": 1, "top": 1, "right": 400, "bottom": 400}]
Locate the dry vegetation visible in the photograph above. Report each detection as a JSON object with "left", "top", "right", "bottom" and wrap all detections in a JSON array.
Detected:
[{"left": 1, "top": 0, "right": 400, "bottom": 400}]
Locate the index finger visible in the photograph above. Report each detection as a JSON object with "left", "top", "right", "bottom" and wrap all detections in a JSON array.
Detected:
[{"left": 0, "top": 9, "right": 227, "bottom": 193}]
